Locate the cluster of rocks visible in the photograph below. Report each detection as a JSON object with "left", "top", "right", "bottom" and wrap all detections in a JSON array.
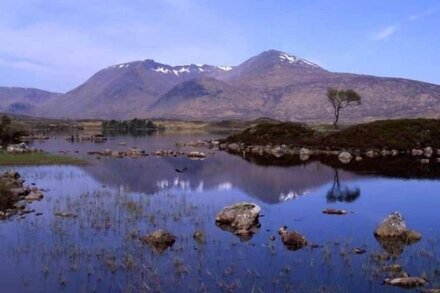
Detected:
[
  {"left": 0, "top": 171, "right": 44, "bottom": 220},
  {"left": 87, "top": 148, "right": 206, "bottom": 160},
  {"left": 19, "top": 134, "right": 50, "bottom": 142},
  {"left": 5, "top": 143, "right": 42, "bottom": 154},
  {"left": 176, "top": 140, "right": 220, "bottom": 149},
  {"left": 65, "top": 134, "right": 107, "bottom": 143},
  {"left": 218, "top": 142, "right": 440, "bottom": 164}
]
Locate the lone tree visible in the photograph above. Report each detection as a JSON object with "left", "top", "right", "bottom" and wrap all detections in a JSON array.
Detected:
[{"left": 327, "top": 88, "right": 361, "bottom": 129}]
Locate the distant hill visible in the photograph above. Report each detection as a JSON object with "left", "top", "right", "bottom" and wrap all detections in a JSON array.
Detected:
[
  {"left": 0, "top": 87, "right": 60, "bottom": 116},
  {"left": 2, "top": 50, "right": 440, "bottom": 122}
]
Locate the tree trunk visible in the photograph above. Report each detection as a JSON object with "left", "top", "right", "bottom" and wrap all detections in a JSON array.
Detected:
[{"left": 333, "top": 112, "right": 339, "bottom": 129}]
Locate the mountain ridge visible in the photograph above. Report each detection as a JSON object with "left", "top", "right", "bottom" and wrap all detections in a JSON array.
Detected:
[{"left": 1, "top": 49, "right": 439, "bottom": 122}]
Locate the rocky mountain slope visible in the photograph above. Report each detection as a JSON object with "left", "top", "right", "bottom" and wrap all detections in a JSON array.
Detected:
[{"left": 2, "top": 50, "right": 440, "bottom": 122}]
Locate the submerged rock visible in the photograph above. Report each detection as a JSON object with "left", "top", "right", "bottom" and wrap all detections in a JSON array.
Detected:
[
  {"left": 383, "top": 276, "right": 426, "bottom": 288},
  {"left": 140, "top": 229, "right": 176, "bottom": 253},
  {"left": 278, "top": 226, "right": 307, "bottom": 251},
  {"left": 352, "top": 248, "right": 367, "bottom": 254},
  {"left": 54, "top": 211, "right": 78, "bottom": 218},
  {"left": 193, "top": 230, "right": 205, "bottom": 243},
  {"left": 215, "top": 202, "right": 261, "bottom": 240},
  {"left": 322, "top": 208, "right": 348, "bottom": 215}
]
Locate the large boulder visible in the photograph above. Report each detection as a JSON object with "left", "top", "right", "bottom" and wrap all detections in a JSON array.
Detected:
[
  {"left": 140, "top": 229, "right": 176, "bottom": 253},
  {"left": 374, "top": 212, "right": 421, "bottom": 256},
  {"left": 215, "top": 202, "right": 261, "bottom": 239},
  {"left": 375, "top": 212, "right": 407, "bottom": 238}
]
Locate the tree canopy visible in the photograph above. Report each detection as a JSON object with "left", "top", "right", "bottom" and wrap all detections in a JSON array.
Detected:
[{"left": 327, "top": 88, "right": 361, "bottom": 128}]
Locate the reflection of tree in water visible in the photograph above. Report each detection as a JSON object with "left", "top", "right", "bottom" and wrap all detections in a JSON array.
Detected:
[{"left": 326, "top": 169, "right": 361, "bottom": 203}]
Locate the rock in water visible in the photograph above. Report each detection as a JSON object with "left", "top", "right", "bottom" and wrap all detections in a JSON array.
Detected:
[
  {"left": 383, "top": 277, "right": 427, "bottom": 288},
  {"left": 24, "top": 191, "right": 44, "bottom": 201},
  {"left": 374, "top": 212, "right": 422, "bottom": 256},
  {"left": 215, "top": 202, "right": 261, "bottom": 239},
  {"left": 193, "top": 230, "right": 205, "bottom": 243},
  {"left": 278, "top": 226, "right": 308, "bottom": 251},
  {"left": 375, "top": 212, "right": 407, "bottom": 238},
  {"left": 140, "top": 229, "right": 176, "bottom": 253},
  {"left": 322, "top": 208, "right": 348, "bottom": 215},
  {"left": 187, "top": 151, "right": 206, "bottom": 159},
  {"left": 338, "top": 151, "right": 353, "bottom": 164}
]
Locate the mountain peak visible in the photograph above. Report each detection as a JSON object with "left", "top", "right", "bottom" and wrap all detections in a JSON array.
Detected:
[{"left": 255, "top": 49, "right": 321, "bottom": 68}]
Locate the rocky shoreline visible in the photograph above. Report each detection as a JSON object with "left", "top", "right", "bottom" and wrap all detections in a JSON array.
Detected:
[
  {"left": 0, "top": 171, "right": 44, "bottom": 220},
  {"left": 217, "top": 141, "right": 440, "bottom": 165}
]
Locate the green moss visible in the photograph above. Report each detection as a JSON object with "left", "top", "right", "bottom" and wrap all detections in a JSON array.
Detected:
[{"left": 0, "top": 152, "right": 87, "bottom": 166}]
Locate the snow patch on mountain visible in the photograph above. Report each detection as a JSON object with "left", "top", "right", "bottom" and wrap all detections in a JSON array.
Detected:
[
  {"left": 279, "top": 53, "right": 297, "bottom": 63},
  {"left": 218, "top": 66, "right": 233, "bottom": 71},
  {"left": 278, "top": 52, "right": 320, "bottom": 68}
]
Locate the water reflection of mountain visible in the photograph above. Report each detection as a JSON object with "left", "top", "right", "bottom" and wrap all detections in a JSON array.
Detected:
[{"left": 81, "top": 152, "right": 359, "bottom": 203}]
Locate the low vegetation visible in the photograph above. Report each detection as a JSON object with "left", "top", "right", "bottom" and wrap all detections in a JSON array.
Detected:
[
  {"left": 103, "top": 118, "right": 161, "bottom": 132},
  {"left": 321, "top": 119, "right": 440, "bottom": 149},
  {"left": 0, "top": 115, "right": 27, "bottom": 144},
  {"left": 225, "top": 118, "right": 440, "bottom": 150},
  {"left": 225, "top": 122, "right": 316, "bottom": 146},
  {"left": 0, "top": 152, "right": 86, "bottom": 165}
]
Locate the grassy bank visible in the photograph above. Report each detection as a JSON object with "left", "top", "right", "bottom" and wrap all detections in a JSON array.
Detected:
[
  {"left": 225, "top": 119, "right": 440, "bottom": 150},
  {"left": 0, "top": 151, "right": 86, "bottom": 166}
]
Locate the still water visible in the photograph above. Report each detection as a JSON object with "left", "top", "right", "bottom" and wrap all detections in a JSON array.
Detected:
[{"left": 1, "top": 133, "right": 440, "bottom": 292}]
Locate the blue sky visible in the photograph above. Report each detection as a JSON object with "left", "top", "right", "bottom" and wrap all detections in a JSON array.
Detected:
[{"left": 0, "top": 0, "right": 439, "bottom": 92}]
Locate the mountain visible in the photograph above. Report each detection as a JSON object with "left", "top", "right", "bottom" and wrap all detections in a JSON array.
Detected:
[
  {"left": 0, "top": 87, "right": 61, "bottom": 116},
  {"left": 148, "top": 50, "right": 440, "bottom": 122},
  {"left": 2, "top": 49, "right": 440, "bottom": 122},
  {"left": 39, "top": 60, "right": 233, "bottom": 119}
]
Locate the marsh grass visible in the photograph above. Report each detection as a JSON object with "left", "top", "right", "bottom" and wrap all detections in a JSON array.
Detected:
[{"left": 0, "top": 151, "right": 86, "bottom": 165}]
